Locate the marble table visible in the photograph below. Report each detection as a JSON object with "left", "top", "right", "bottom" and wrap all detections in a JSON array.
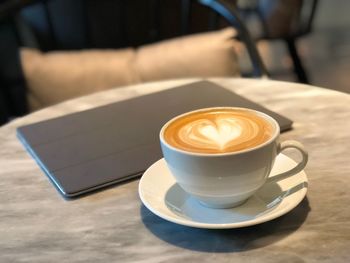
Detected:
[{"left": 1, "top": 78, "right": 349, "bottom": 262}]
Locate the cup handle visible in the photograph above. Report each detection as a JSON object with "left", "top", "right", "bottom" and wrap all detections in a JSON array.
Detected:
[{"left": 266, "top": 140, "right": 308, "bottom": 184}]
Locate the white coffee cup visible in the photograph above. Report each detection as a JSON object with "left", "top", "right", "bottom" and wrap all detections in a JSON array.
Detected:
[{"left": 160, "top": 107, "right": 308, "bottom": 209}]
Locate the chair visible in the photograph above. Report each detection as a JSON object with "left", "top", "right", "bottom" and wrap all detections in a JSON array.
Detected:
[
  {"left": 0, "top": 0, "right": 267, "bottom": 124},
  {"left": 235, "top": 0, "right": 319, "bottom": 83}
]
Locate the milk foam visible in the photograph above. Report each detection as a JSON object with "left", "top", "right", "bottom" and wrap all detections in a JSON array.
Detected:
[
  {"left": 183, "top": 117, "right": 243, "bottom": 150},
  {"left": 164, "top": 109, "right": 274, "bottom": 154}
]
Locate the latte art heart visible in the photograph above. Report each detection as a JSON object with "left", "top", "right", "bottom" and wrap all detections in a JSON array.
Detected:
[
  {"left": 164, "top": 109, "right": 274, "bottom": 154},
  {"left": 182, "top": 118, "right": 243, "bottom": 150}
]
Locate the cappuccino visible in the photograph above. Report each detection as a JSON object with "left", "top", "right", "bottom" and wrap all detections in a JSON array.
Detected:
[{"left": 164, "top": 108, "right": 274, "bottom": 154}]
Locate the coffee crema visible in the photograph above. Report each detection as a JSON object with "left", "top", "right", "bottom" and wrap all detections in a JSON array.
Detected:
[{"left": 163, "top": 108, "right": 274, "bottom": 154}]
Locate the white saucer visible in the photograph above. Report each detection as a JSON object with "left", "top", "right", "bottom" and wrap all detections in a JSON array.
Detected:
[{"left": 138, "top": 154, "right": 308, "bottom": 229}]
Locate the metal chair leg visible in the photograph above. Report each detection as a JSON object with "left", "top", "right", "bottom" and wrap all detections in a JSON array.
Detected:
[
  {"left": 286, "top": 38, "right": 310, "bottom": 84},
  {"left": 199, "top": 0, "right": 269, "bottom": 78}
]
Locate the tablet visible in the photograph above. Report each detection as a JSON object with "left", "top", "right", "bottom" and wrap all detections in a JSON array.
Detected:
[{"left": 17, "top": 81, "right": 292, "bottom": 198}]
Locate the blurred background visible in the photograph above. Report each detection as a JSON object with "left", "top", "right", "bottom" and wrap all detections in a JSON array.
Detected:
[
  {"left": 262, "top": 0, "right": 350, "bottom": 93},
  {"left": 0, "top": 0, "right": 349, "bottom": 126}
]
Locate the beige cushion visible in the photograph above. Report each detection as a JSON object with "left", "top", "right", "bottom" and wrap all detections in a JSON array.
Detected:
[
  {"left": 136, "top": 28, "right": 240, "bottom": 81},
  {"left": 21, "top": 28, "right": 239, "bottom": 111},
  {"left": 21, "top": 48, "right": 139, "bottom": 111}
]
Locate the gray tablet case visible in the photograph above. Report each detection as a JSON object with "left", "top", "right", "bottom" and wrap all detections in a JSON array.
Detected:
[{"left": 17, "top": 81, "right": 292, "bottom": 198}]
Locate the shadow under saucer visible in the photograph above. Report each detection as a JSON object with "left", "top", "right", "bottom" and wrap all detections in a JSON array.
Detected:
[{"left": 140, "top": 196, "right": 310, "bottom": 253}]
